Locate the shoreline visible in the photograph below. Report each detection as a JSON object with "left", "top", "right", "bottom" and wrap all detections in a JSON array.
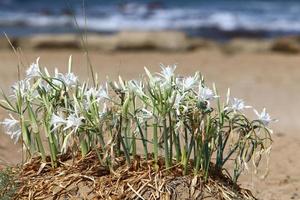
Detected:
[{"left": 1, "top": 31, "right": 300, "bottom": 54}]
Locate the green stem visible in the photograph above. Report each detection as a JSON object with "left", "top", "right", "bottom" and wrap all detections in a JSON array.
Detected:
[
  {"left": 35, "top": 132, "right": 46, "bottom": 162},
  {"left": 216, "top": 131, "right": 223, "bottom": 169},
  {"left": 187, "top": 131, "right": 195, "bottom": 162},
  {"left": 153, "top": 121, "right": 158, "bottom": 164},
  {"left": 48, "top": 140, "right": 57, "bottom": 167},
  {"left": 174, "top": 130, "right": 181, "bottom": 162},
  {"left": 195, "top": 135, "right": 202, "bottom": 173},
  {"left": 183, "top": 131, "right": 195, "bottom": 175},
  {"left": 184, "top": 127, "right": 188, "bottom": 152},
  {"left": 97, "top": 127, "right": 111, "bottom": 167},
  {"left": 131, "top": 132, "right": 136, "bottom": 157},
  {"left": 80, "top": 138, "right": 88, "bottom": 157},
  {"left": 97, "top": 127, "right": 106, "bottom": 149},
  {"left": 168, "top": 112, "right": 173, "bottom": 165},
  {"left": 163, "top": 117, "right": 170, "bottom": 168},
  {"left": 116, "top": 116, "right": 122, "bottom": 156},
  {"left": 20, "top": 117, "right": 31, "bottom": 154},
  {"left": 124, "top": 118, "right": 130, "bottom": 151},
  {"left": 134, "top": 117, "right": 148, "bottom": 159},
  {"left": 45, "top": 123, "right": 57, "bottom": 168},
  {"left": 222, "top": 144, "right": 239, "bottom": 166},
  {"left": 144, "top": 121, "right": 148, "bottom": 156},
  {"left": 120, "top": 134, "right": 131, "bottom": 165},
  {"left": 116, "top": 99, "right": 131, "bottom": 164}
]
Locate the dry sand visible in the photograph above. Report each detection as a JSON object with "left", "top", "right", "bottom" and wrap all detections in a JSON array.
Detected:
[{"left": 0, "top": 48, "right": 299, "bottom": 199}]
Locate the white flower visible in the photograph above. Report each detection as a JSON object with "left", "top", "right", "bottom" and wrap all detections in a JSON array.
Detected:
[
  {"left": 144, "top": 67, "right": 162, "bottom": 87},
  {"left": 198, "top": 86, "right": 217, "bottom": 101},
  {"left": 83, "top": 85, "right": 109, "bottom": 109},
  {"left": 254, "top": 108, "right": 276, "bottom": 126},
  {"left": 172, "top": 92, "right": 187, "bottom": 115},
  {"left": 0, "top": 114, "right": 21, "bottom": 144},
  {"left": 82, "top": 99, "right": 91, "bottom": 110},
  {"left": 181, "top": 73, "right": 199, "bottom": 91},
  {"left": 53, "top": 69, "right": 64, "bottom": 87},
  {"left": 228, "top": 98, "right": 251, "bottom": 112},
  {"left": 86, "top": 83, "right": 109, "bottom": 95},
  {"left": 158, "top": 64, "right": 176, "bottom": 82},
  {"left": 128, "top": 80, "right": 146, "bottom": 97},
  {"left": 137, "top": 108, "right": 153, "bottom": 123},
  {"left": 62, "top": 72, "right": 78, "bottom": 86},
  {"left": 144, "top": 67, "right": 154, "bottom": 83},
  {"left": 85, "top": 87, "right": 97, "bottom": 99},
  {"left": 141, "top": 108, "right": 153, "bottom": 119},
  {"left": 97, "top": 84, "right": 110, "bottom": 100},
  {"left": 50, "top": 113, "right": 66, "bottom": 131},
  {"left": 118, "top": 76, "right": 127, "bottom": 91},
  {"left": 160, "top": 80, "right": 173, "bottom": 91},
  {"left": 155, "top": 64, "right": 177, "bottom": 91},
  {"left": 112, "top": 76, "right": 127, "bottom": 93},
  {"left": 26, "top": 57, "right": 41, "bottom": 78},
  {"left": 11, "top": 79, "right": 31, "bottom": 98},
  {"left": 54, "top": 69, "right": 78, "bottom": 87},
  {"left": 99, "top": 103, "right": 107, "bottom": 119},
  {"left": 63, "top": 114, "right": 84, "bottom": 133},
  {"left": 150, "top": 76, "right": 162, "bottom": 88},
  {"left": 153, "top": 76, "right": 162, "bottom": 84},
  {"left": 39, "top": 81, "right": 51, "bottom": 92}
]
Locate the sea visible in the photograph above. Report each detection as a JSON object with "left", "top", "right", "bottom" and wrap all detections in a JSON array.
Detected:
[{"left": 1, "top": 0, "right": 300, "bottom": 40}]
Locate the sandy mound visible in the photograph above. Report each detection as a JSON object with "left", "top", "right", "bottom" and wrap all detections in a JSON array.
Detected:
[{"left": 9, "top": 151, "right": 255, "bottom": 200}]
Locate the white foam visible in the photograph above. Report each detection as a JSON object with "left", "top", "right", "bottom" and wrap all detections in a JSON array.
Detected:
[{"left": 2, "top": 3, "right": 300, "bottom": 34}]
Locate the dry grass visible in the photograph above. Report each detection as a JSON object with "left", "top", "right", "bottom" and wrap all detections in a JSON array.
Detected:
[
  {"left": 0, "top": 167, "right": 19, "bottom": 200},
  {"left": 12, "top": 151, "right": 256, "bottom": 200}
]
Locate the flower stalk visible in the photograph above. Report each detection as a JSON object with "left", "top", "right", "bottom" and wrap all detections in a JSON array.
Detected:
[{"left": 0, "top": 59, "right": 274, "bottom": 184}]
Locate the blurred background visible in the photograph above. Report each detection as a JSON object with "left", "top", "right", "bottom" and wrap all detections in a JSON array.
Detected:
[
  {"left": 0, "top": 1, "right": 300, "bottom": 199},
  {"left": 1, "top": 0, "right": 300, "bottom": 40}
]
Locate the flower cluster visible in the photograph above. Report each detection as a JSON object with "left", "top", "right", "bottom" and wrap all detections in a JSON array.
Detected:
[{"left": 0, "top": 58, "right": 275, "bottom": 182}]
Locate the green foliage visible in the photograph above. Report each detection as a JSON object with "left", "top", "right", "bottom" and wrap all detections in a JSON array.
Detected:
[{"left": 0, "top": 58, "right": 274, "bottom": 182}]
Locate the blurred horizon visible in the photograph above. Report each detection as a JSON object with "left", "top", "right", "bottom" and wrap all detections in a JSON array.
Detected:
[{"left": 1, "top": 0, "right": 300, "bottom": 40}]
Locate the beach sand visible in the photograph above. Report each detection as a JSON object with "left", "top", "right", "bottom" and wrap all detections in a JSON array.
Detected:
[{"left": 0, "top": 48, "right": 299, "bottom": 199}]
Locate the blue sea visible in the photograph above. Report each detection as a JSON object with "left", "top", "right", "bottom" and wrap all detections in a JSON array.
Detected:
[{"left": 1, "top": 0, "right": 300, "bottom": 40}]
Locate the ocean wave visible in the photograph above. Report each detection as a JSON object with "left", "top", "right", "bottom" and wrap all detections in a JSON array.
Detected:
[
  {"left": 77, "top": 10, "right": 300, "bottom": 33},
  {"left": 2, "top": 2, "right": 300, "bottom": 37}
]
